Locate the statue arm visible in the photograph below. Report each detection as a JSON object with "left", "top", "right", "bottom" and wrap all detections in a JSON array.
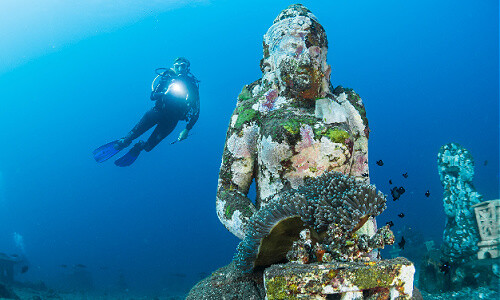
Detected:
[
  {"left": 346, "top": 93, "right": 375, "bottom": 245},
  {"left": 350, "top": 134, "right": 370, "bottom": 183},
  {"left": 339, "top": 89, "right": 369, "bottom": 184},
  {"left": 216, "top": 110, "right": 258, "bottom": 240}
]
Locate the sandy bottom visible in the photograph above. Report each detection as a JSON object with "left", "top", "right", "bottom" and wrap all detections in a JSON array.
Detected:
[
  {"left": 419, "top": 286, "right": 498, "bottom": 300},
  {"left": 3, "top": 283, "right": 187, "bottom": 300}
]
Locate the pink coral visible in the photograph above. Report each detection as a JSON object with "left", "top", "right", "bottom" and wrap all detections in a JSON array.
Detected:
[
  {"left": 298, "top": 125, "right": 314, "bottom": 148},
  {"left": 262, "top": 89, "right": 278, "bottom": 110}
]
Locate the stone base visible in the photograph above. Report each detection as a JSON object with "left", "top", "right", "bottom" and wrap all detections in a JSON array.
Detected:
[
  {"left": 478, "top": 239, "right": 499, "bottom": 259},
  {"left": 264, "top": 257, "right": 415, "bottom": 299}
]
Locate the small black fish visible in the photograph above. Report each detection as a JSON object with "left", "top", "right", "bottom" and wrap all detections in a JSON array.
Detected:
[
  {"left": 386, "top": 221, "right": 394, "bottom": 227},
  {"left": 60, "top": 264, "right": 67, "bottom": 268},
  {"left": 391, "top": 187, "right": 400, "bottom": 201},
  {"left": 398, "top": 213, "right": 405, "bottom": 218},
  {"left": 425, "top": 190, "right": 430, "bottom": 197},
  {"left": 391, "top": 186, "right": 405, "bottom": 201},
  {"left": 389, "top": 180, "right": 392, "bottom": 185},
  {"left": 376, "top": 160, "right": 384, "bottom": 166},
  {"left": 75, "top": 264, "right": 86, "bottom": 268},
  {"left": 398, "top": 236, "right": 406, "bottom": 250},
  {"left": 362, "top": 173, "right": 369, "bottom": 178},
  {"left": 20, "top": 265, "right": 29, "bottom": 274},
  {"left": 484, "top": 160, "right": 488, "bottom": 166},
  {"left": 10, "top": 254, "right": 18, "bottom": 257},
  {"left": 439, "top": 261, "right": 451, "bottom": 274},
  {"left": 402, "top": 172, "right": 408, "bottom": 178}
]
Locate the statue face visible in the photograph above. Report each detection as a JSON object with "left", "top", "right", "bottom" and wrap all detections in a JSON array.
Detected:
[{"left": 263, "top": 15, "right": 330, "bottom": 100}]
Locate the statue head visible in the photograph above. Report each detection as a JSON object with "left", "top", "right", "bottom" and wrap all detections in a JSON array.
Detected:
[
  {"left": 261, "top": 4, "right": 331, "bottom": 101},
  {"left": 438, "top": 143, "right": 475, "bottom": 184}
]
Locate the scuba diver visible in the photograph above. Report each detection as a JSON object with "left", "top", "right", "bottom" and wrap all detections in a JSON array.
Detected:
[{"left": 93, "top": 57, "right": 200, "bottom": 167}]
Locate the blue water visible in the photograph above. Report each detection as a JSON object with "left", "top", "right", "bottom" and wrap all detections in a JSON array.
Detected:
[{"left": 0, "top": 0, "right": 497, "bottom": 296}]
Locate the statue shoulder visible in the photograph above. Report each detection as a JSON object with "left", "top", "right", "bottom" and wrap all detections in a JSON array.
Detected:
[
  {"left": 331, "top": 85, "right": 368, "bottom": 128},
  {"left": 237, "top": 79, "right": 262, "bottom": 103},
  {"left": 231, "top": 79, "right": 262, "bottom": 130}
]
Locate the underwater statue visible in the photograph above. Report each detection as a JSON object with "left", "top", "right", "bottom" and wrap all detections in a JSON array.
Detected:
[
  {"left": 216, "top": 4, "right": 371, "bottom": 240},
  {"left": 188, "top": 5, "right": 416, "bottom": 299},
  {"left": 418, "top": 143, "right": 494, "bottom": 294},
  {"left": 438, "top": 142, "right": 482, "bottom": 263}
]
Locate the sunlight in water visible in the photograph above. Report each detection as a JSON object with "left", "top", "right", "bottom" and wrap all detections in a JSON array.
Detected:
[{"left": 0, "top": 0, "right": 208, "bottom": 74}]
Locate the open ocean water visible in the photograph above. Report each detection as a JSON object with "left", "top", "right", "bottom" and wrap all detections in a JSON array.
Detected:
[{"left": 0, "top": 0, "right": 497, "bottom": 298}]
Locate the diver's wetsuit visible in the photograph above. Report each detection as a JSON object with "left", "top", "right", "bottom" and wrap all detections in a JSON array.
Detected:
[{"left": 119, "top": 70, "right": 200, "bottom": 151}]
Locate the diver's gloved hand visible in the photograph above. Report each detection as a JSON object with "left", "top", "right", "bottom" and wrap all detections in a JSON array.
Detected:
[
  {"left": 151, "top": 76, "right": 170, "bottom": 100},
  {"left": 178, "top": 129, "right": 189, "bottom": 142}
]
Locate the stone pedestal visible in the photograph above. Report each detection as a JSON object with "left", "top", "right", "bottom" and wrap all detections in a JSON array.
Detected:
[
  {"left": 264, "top": 257, "right": 415, "bottom": 299},
  {"left": 0, "top": 254, "right": 16, "bottom": 283},
  {"left": 473, "top": 199, "right": 500, "bottom": 259}
]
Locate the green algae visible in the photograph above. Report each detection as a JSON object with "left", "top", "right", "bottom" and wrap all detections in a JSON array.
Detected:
[
  {"left": 273, "top": 114, "right": 351, "bottom": 145},
  {"left": 266, "top": 276, "right": 297, "bottom": 300},
  {"left": 218, "top": 186, "right": 257, "bottom": 220},
  {"left": 235, "top": 108, "right": 258, "bottom": 129},
  {"left": 352, "top": 265, "right": 395, "bottom": 289},
  {"left": 233, "top": 85, "right": 264, "bottom": 129},
  {"left": 282, "top": 119, "right": 302, "bottom": 135},
  {"left": 217, "top": 190, "right": 236, "bottom": 219},
  {"left": 280, "top": 115, "right": 317, "bottom": 134},
  {"left": 238, "top": 87, "right": 252, "bottom": 101},
  {"left": 327, "top": 269, "right": 338, "bottom": 279},
  {"left": 321, "top": 128, "right": 350, "bottom": 143}
]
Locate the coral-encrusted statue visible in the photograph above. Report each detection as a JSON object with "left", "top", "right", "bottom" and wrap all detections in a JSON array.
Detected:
[
  {"left": 216, "top": 4, "right": 371, "bottom": 240},
  {"left": 438, "top": 142, "right": 482, "bottom": 263}
]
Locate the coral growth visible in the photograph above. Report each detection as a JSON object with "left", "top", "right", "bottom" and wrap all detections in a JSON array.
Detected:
[
  {"left": 234, "top": 172, "right": 390, "bottom": 272},
  {"left": 286, "top": 225, "right": 394, "bottom": 265}
]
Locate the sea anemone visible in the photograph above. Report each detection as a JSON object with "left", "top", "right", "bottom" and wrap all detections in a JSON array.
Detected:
[{"left": 234, "top": 171, "right": 387, "bottom": 272}]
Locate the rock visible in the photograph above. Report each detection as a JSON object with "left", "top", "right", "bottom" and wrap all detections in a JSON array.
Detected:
[
  {"left": 452, "top": 258, "right": 500, "bottom": 290},
  {"left": 412, "top": 287, "right": 424, "bottom": 300},
  {"left": 419, "top": 249, "right": 500, "bottom": 292},
  {"left": 264, "top": 257, "right": 415, "bottom": 299},
  {"left": 0, "top": 282, "right": 19, "bottom": 299},
  {"left": 186, "top": 262, "right": 265, "bottom": 300},
  {"left": 419, "top": 286, "right": 499, "bottom": 300},
  {"left": 418, "top": 249, "right": 450, "bottom": 293}
]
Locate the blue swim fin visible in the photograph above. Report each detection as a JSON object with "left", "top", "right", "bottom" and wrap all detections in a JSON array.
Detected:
[
  {"left": 114, "top": 143, "right": 142, "bottom": 167},
  {"left": 93, "top": 140, "right": 121, "bottom": 163}
]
